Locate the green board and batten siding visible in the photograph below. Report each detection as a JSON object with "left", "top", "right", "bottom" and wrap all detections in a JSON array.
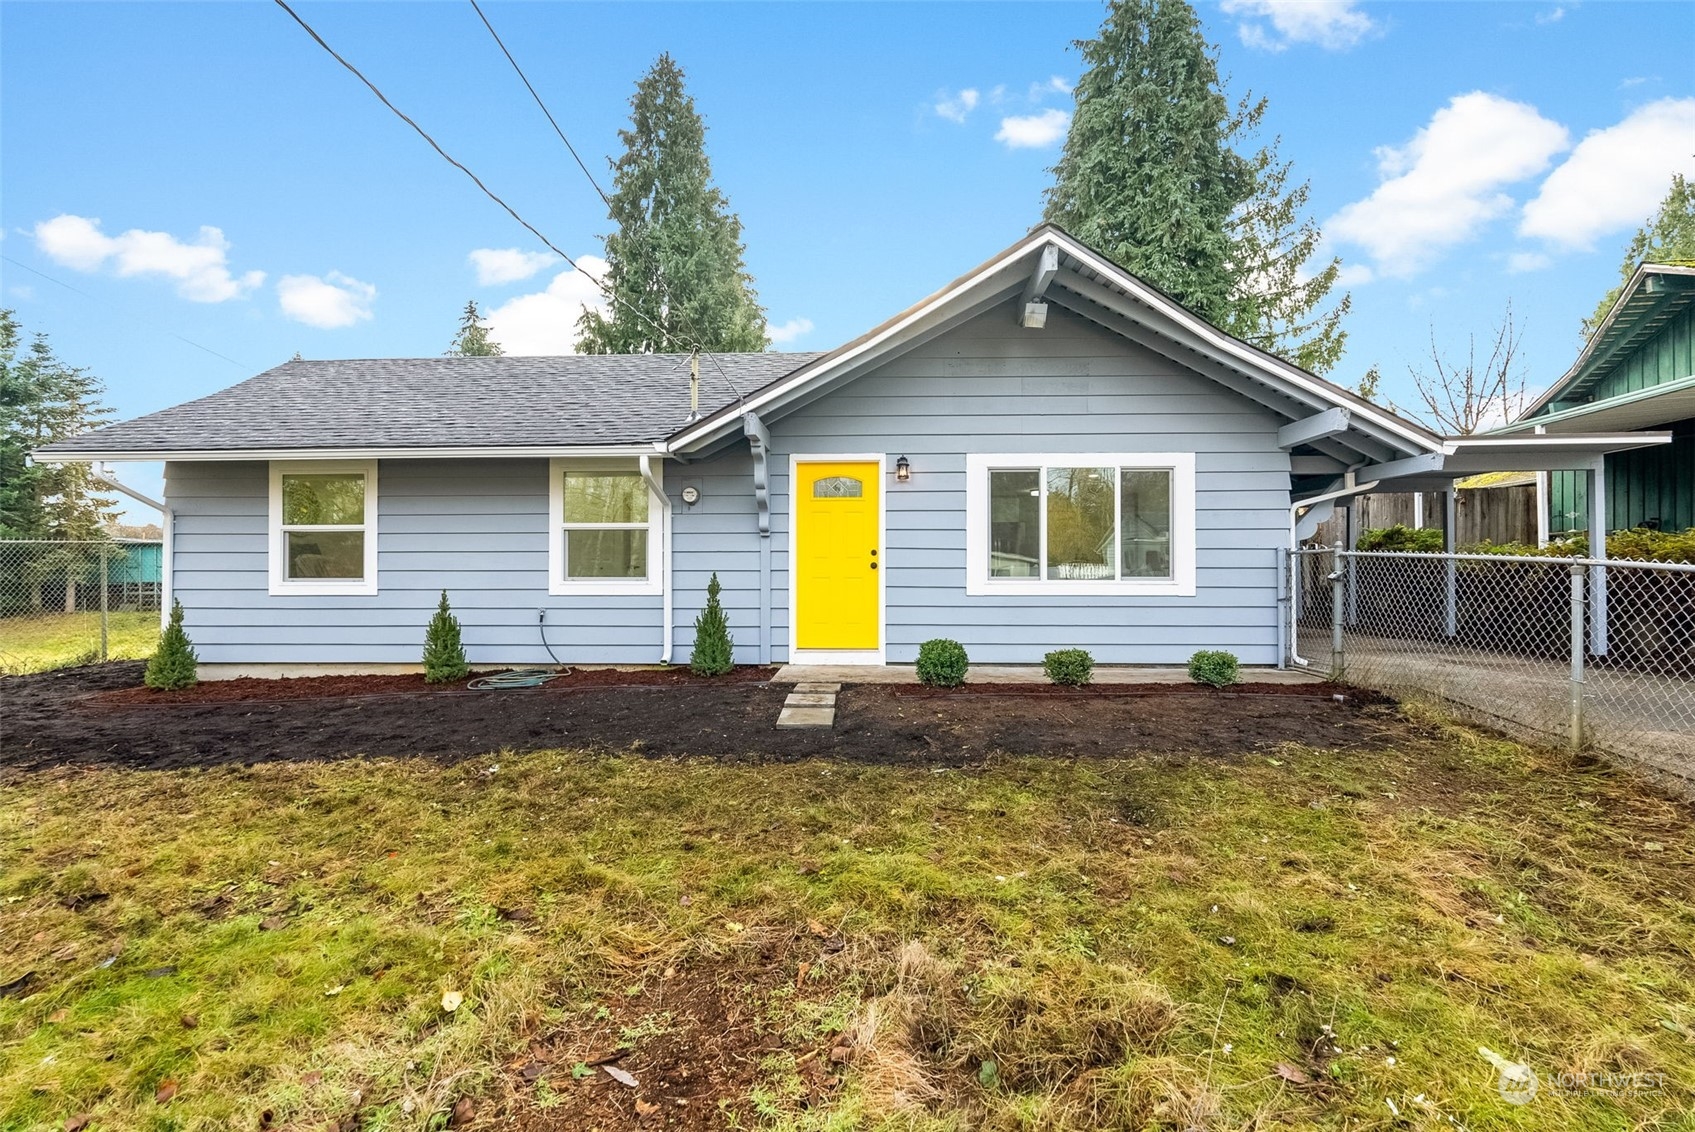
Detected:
[{"left": 1541, "top": 302, "right": 1695, "bottom": 534}]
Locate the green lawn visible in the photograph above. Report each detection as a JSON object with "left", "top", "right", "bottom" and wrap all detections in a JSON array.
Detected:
[
  {"left": 2, "top": 719, "right": 1692, "bottom": 1130},
  {"left": 0, "top": 611, "right": 158, "bottom": 675}
]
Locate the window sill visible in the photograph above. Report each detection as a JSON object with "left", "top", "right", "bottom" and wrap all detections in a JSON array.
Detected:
[
  {"left": 547, "top": 579, "right": 663, "bottom": 598},
  {"left": 965, "top": 579, "right": 1195, "bottom": 598},
  {"left": 269, "top": 579, "right": 379, "bottom": 597}
]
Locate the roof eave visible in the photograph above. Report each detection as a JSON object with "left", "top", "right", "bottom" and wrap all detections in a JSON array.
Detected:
[{"left": 31, "top": 442, "right": 674, "bottom": 464}]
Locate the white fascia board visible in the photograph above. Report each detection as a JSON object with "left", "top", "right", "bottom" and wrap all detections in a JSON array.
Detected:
[
  {"left": 1443, "top": 432, "right": 1674, "bottom": 455},
  {"left": 1055, "top": 240, "right": 1444, "bottom": 455},
  {"left": 32, "top": 443, "right": 671, "bottom": 464}
]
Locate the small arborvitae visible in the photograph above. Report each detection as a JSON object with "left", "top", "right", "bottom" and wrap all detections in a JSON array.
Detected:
[
  {"left": 423, "top": 589, "right": 470, "bottom": 684},
  {"left": 145, "top": 600, "right": 198, "bottom": 691},
  {"left": 690, "top": 572, "right": 734, "bottom": 676}
]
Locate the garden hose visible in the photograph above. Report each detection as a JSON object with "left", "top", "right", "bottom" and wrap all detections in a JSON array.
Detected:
[{"left": 468, "top": 668, "right": 569, "bottom": 690}]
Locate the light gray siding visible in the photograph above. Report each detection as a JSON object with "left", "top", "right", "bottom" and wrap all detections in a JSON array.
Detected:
[
  {"left": 764, "top": 304, "right": 1291, "bottom": 664},
  {"left": 169, "top": 456, "right": 759, "bottom": 666},
  {"left": 166, "top": 305, "right": 1293, "bottom": 668}
]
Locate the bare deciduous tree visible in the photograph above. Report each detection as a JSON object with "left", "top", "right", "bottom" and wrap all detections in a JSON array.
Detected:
[{"left": 1409, "top": 303, "right": 1527, "bottom": 436}]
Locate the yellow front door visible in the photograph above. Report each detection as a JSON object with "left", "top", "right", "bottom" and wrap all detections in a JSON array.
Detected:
[{"left": 795, "top": 460, "right": 880, "bottom": 651}]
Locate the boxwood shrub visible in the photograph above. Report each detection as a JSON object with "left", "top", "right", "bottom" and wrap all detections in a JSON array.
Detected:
[
  {"left": 1043, "top": 648, "right": 1094, "bottom": 687},
  {"left": 1187, "top": 649, "right": 1239, "bottom": 688},
  {"left": 915, "top": 638, "right": 969, "bottom": 687}
]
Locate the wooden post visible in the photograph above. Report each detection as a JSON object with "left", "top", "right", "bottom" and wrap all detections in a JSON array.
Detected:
[{"left": 1443, "top": 490, "right": 1458, "bottom": 638}]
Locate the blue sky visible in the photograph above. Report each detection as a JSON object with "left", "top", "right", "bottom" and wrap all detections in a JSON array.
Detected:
[{"left": 3, "top": 1, "right": 1692, "bottom": 519}]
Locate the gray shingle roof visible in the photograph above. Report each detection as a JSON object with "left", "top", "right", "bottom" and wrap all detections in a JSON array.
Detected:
[{"left": 36, "top": 353, "right": 823, "bottom": 457}]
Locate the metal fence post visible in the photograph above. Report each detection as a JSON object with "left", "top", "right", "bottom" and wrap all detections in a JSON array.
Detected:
[
  {"left": 1568, "top": 562, "right": 1585, "bottom": 751},
  {"left": 98, "top": 541, "right": 109, "bottom": 662},
  {"left": 1330, "top": 542, "right": 1346, "bottom": 681}
]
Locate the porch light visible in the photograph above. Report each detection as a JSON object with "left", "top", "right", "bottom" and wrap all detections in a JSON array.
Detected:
[{"left": 895, "top": 455, "right": 911, "bottom": 482}]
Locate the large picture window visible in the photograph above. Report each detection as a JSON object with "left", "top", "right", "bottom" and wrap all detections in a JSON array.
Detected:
[
  {"left": 966, "top": 453, "right": 1195, "bottom": 596},
  {"left": 549, "top": 459, "right": 662, "bottom": 595},
  {"left": 268, "top": 460, "right": 379, "bottom": 596}
]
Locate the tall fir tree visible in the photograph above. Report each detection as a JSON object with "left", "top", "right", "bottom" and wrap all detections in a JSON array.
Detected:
[
  {"left": 1584, "top": 174, "right": 1695, "bottom": 338},
  {"left": 1044, "top": 0, "right": 1246, "bottom": 326},
  {"left": 1221, "top": 97, "right": 1351, "bottom": 374},
  {"left": 0, "top": 310, "right": 116, "bottom": 539},
  {"left": 1046, "top": 0, "right": 1350, "bottom": 373},
  {"left": 577, "top": 54, "right": 768, "bottom": 355},
  {"left": 447, "top": 300, "right": 504, "bottom": 356}
]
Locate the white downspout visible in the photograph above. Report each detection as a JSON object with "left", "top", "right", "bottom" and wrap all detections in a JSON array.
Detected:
[
  {"left": 639, "top": 454, "right": 673, "bottom": 664},
  {"left": 1288, "top": 476, "right": 1379, "bottom": 667}
]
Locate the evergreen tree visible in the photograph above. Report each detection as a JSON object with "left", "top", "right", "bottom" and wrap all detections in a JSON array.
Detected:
[
  {"left": 1222, "top": 97, "right": 1351, "bottom": 374},
  {"left": 1584, "top": 174, "right": 1695, "bottom": 337},
  {"left": 1044, "top": 0, "right": 1246, "bottom": 325},
  {"left": 577, "top": 54, "right": 768, "bottom": 355},
  {"left": 689, "top": 572, "right": 734, "bottom": 676},
  {"left": 145, "top": 600, "right": 199, "bottom": 690},
  {"left": 447, "top": 300, "right": 504, "bottom": 356},
  {"left": 0, "top": 310, "right": 116, "bottom": 540},
  {"left": 1045, "top": 0, "right": 1350, "bottom": 372},
  {"left": 423, "top": 589, "right": 470, "bottom": 683}
]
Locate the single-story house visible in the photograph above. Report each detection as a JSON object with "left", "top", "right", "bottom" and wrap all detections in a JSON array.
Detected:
[
  {"left": 1495, "top": 262, "right": 1695, "bottom": 539},
  {"left": 35, "top": 226, "right": 1671, "bottom": 676}
]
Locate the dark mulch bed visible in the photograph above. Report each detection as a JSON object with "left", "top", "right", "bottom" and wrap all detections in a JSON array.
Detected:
[
  {"left": 890, "top": 680, "right": 1376, "bottom": 699},
  {"left": 1, "top": 662, "right": 1406, "bottom": 773},
  {"left": 93, "top": 664, "right": 774, "bottom": 706}
]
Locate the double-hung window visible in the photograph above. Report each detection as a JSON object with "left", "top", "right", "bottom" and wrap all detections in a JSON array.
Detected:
[
  {"left": 965, "top": 453, "right": 1195, "bottom": 596},
  {"left": 548, "top": 459, "right": 662, "bottom": 596},
  {"left": 268, "top": 460, "right": 379, "bottom": 596}
]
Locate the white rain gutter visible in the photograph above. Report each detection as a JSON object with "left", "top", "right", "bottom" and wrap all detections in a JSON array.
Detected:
[
  {"left": 1287, "top": 474, "right": 1379, "bottom": 668},
  {"left": 639, "top": 455, "right": 673, "bottom": 664}
]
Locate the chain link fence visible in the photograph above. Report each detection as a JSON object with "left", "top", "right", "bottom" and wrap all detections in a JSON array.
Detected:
[
  {"left": 1291, "top": 546, "right": 1695, "bottom": 786},
  {"left": 0, "top": 540, "right": 163, "bottom": 675}
]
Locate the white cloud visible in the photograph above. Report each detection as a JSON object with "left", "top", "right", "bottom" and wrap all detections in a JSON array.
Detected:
[
  {"left": 277, "top": 271, "right": 377, "bottom": 329},
  {"left": 1506, "top": 250, "right": 1553, "bottom": 273},
  {"left": 934, "top": 88, "right": 980, "bottom": 124},
  {"left": 1519, "top": 98, "right": 1695, "bottom": 249},
  {"left": 32, "top": 214, "right": 264, "bottom": 302},
  {"left": 1221, "top": 0, "right": 1376, "bottom": 51},
  {"left": 1029, "top": 76, "right": 1070, "bottom": 100},
  {"left": 1325, "top": 92, "right": 1570, "bottom": 276},
  {"left": 1334, "top": 263, "right": 1375, "bottom": 287},
  {"left": 1534, "top": 6, "right": 1565, "bottom": 24},
  {"left": 768, "top": 317, "right": 815, "bottom": 345},
  {"left": 995, "top": 108, "right": 1070, "bottom": 149},
  {"left": 481, "top": 256, "right": 609, "bottom": 355},
  {"left": 468, "top": 247, "right": 555, "bottom": 286}
]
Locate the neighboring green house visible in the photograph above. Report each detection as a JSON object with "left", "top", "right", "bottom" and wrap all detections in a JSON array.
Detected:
[{"left": 1502, "top": 263, "right": 1695, "bottom": 537}]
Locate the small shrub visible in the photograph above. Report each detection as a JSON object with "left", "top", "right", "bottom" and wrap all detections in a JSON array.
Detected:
[
  {"left": 1468, "top": 527, "right": 1695, "bottom": 564},
  {"left": 1187, "top": 649, "right": 1239, "bottom": 688},
  {"left": 689, "top": 572, "right": 734, "bottom": 676},
  {"left": 144, "top": 600, "right": 198, "bottom": 690},
  {"left": 1355, "top": 524, "right": 1444, "bottom": 553},
  {"left": 915, "top": 638, "right": 968, "bottom": 687},
  {"left": 423, "top": 590, "right": 469, "bottom": 684},
  {"left": 1043, "top": 648, "right": 1094, "bottom": 687}
]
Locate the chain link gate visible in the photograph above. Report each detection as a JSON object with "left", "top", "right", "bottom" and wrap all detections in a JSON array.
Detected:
[
  {"left": 1289, "top": 545, "right": 1695, "bottom": 785},
  {"left": 0, "top": 539, "right": 164, "bottom": 675}
]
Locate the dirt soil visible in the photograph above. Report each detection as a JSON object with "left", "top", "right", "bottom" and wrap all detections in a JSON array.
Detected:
[
  {"left": 484, "top": 933, "right": 840, "bottom": 1132},
  {"left": 1, "top": 662, "right": 1403, "bottom": 773}
]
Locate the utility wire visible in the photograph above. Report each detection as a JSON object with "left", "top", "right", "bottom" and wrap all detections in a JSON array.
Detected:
[
  {"left": 273, "top": 0, "right": 749, "bottom": 412},
  {"left": 2, "top": 254, "right": 252, "bottom": 370},
  {"left": 467, "top": 0, "right": 611, "bottom": 210}
]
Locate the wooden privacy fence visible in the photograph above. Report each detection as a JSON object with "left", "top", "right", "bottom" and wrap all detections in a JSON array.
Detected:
[{"left": 1310, "top": 481, "right": 1538, "bottom": 548}]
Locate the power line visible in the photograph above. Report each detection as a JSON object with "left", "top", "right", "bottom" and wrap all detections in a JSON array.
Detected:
[
  {"left": 2, "top": 254, "right": 253, "bottom": 370},
  {"left": 467, "top": 0, "right": 612, "bottom": 210},
  {"left": 272, "top": 0, "right": 749, "bottom": 412}
]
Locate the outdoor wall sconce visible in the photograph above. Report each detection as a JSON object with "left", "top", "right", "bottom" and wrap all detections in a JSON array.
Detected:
[{"left": 895, "top": 455, "right": 911, "bottom": 482}]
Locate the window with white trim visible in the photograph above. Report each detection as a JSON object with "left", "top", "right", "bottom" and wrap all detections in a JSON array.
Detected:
[
  {"left": 548, "top": 459, "right": 662, "bottom": 596},
  {"left": 268, "top": 460, "right": 379, "bottom": 596},
  {"left": 965, "top": 453, "right": 1196, "bottom": 596}
]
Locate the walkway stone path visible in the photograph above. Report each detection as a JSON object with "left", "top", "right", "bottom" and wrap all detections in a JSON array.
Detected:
[{"left": 776, "top": 681, "right": 840, "bottom": 728}]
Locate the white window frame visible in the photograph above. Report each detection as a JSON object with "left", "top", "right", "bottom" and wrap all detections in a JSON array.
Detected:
[
  {"left": 548, "top": 457, "right": 663, "bottom": 597},
  {"left": 268, "top": 459, "right": 379, "bottom": 597},
  {"left": 964, "top": 452, "right": 1196, "bottom": 597}
]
